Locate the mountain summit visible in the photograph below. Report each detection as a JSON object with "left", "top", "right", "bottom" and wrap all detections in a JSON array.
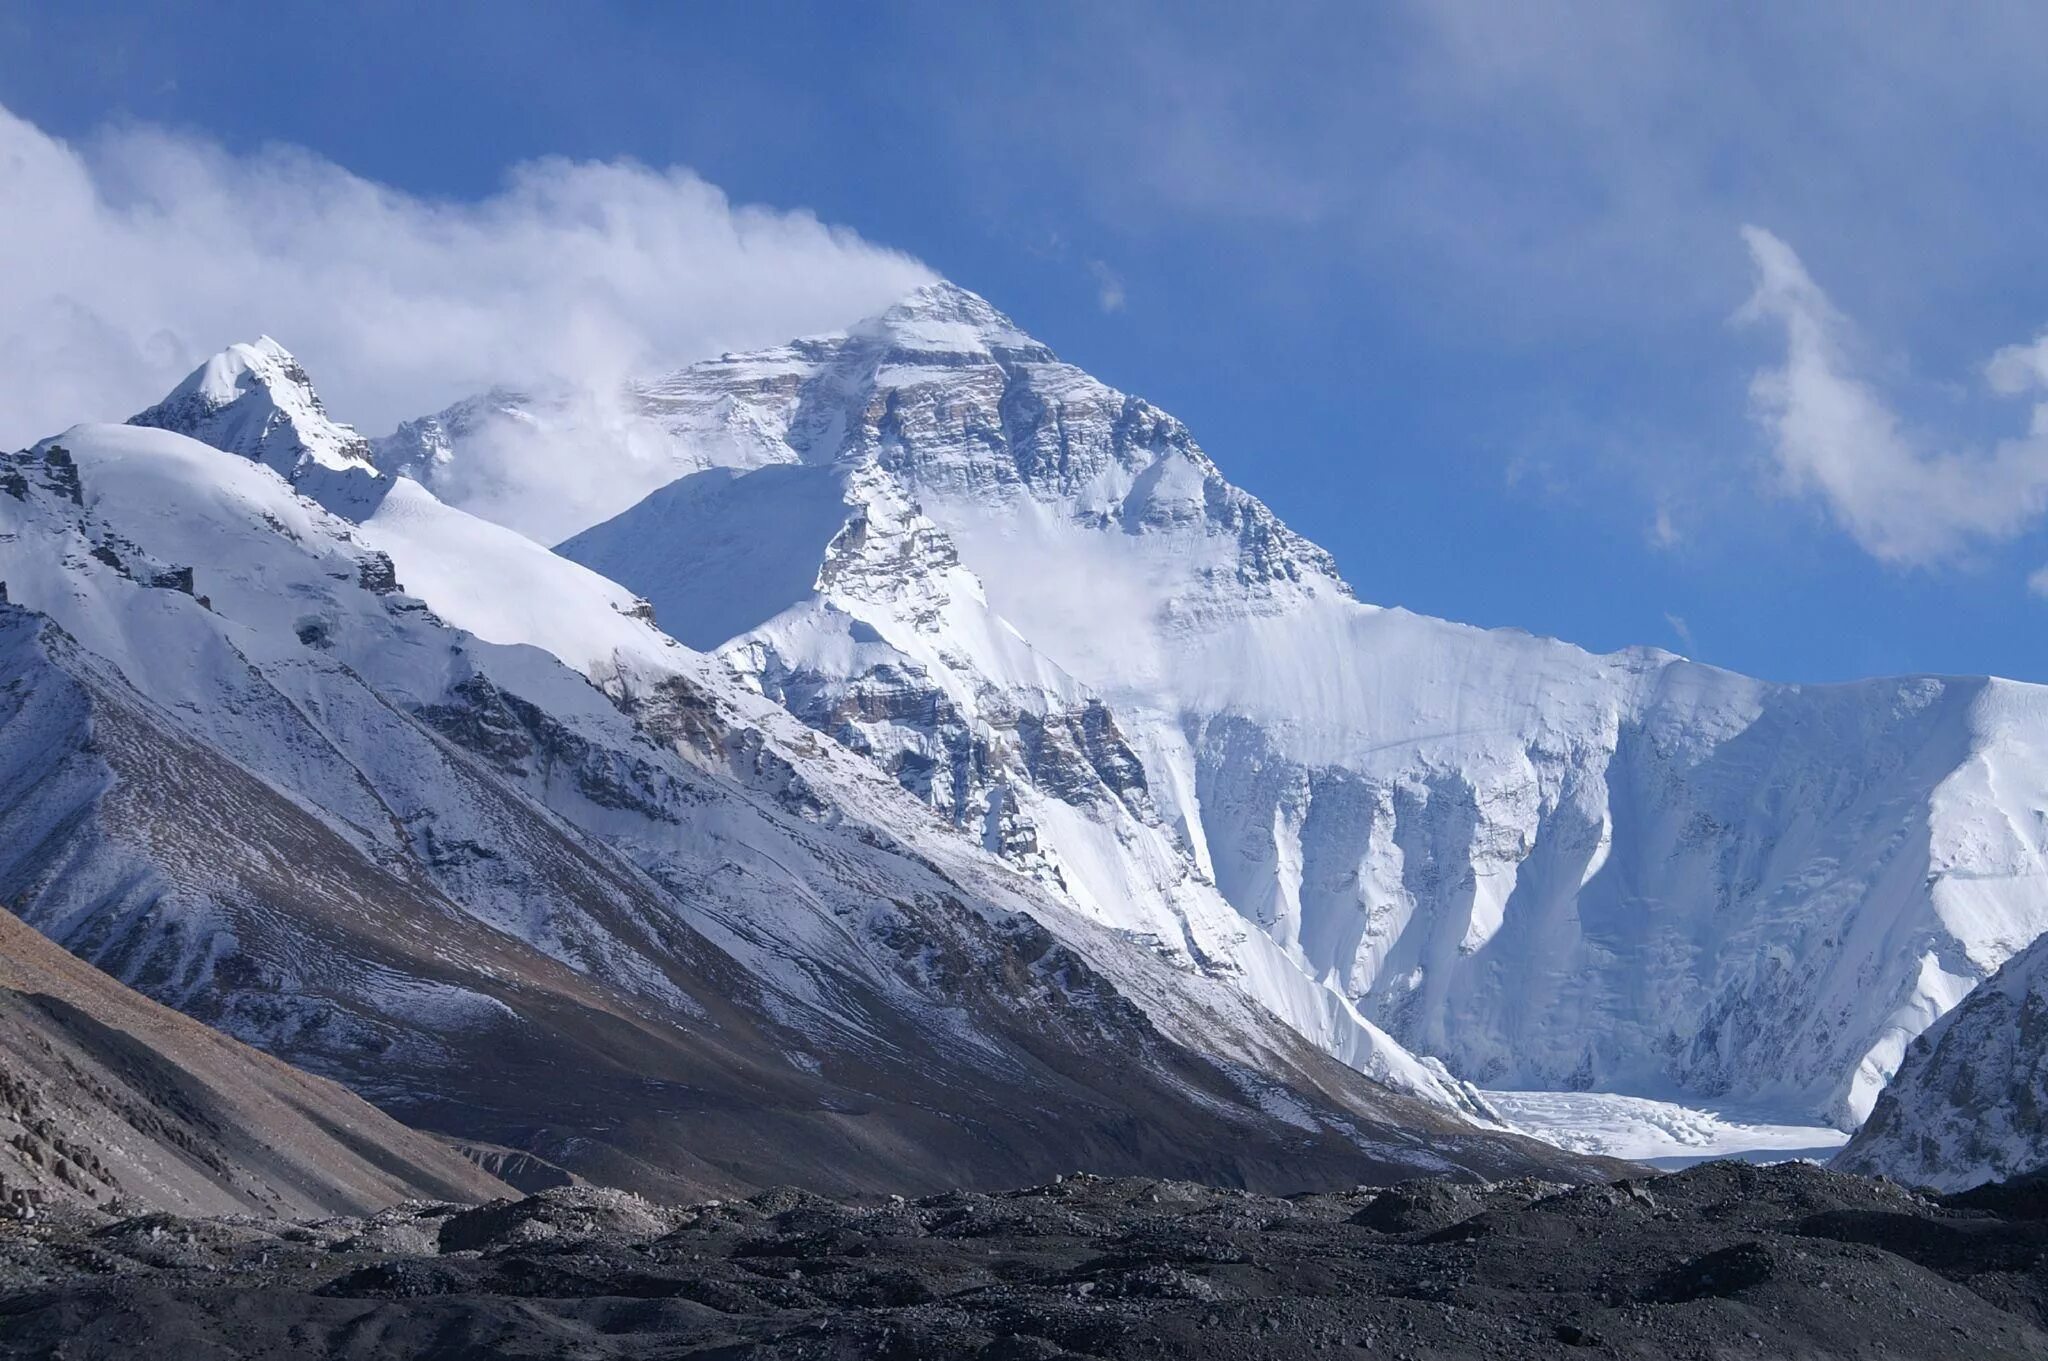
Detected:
[
  {"left": 20, "top": 281, "right": 2048, "bottom": 1187},
  {"left": 850, "top": 280, "right": 1056, "bottom": 359},
  {"left": 130, "top": 337, "right": 379, "bottom": 482}
]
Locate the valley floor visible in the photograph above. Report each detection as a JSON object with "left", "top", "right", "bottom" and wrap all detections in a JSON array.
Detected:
[
  {"left": 2, "top": 1162, "right": 2043, "bottom": 1359},
  {"left": 1486, "top": 1090, "right": 1851, "bottom": 1170}
]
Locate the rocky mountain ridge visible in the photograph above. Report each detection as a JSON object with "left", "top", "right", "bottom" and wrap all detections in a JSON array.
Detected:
[{"left": 1837, "top": 927, "right": 2048, "bottom": 1189}]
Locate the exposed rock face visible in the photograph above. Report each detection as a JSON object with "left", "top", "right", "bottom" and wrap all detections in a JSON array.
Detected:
[
  {"left": 4, "top": 1162, "right": 2046, "bottom": 1360},
  {"left": 0, "top": 417, "right": 1609, "bottom": 1203},
  {"left": 0, "top": 909, "right": 508, "bottom": 1218},
  {"left": 1836, "top": 932, "right": 2048, "bottom": 1190}
]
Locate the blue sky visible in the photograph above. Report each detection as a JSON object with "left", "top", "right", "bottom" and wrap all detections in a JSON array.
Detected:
[{"left": 8, "top": 2, "right": 2048, "bottom": 683}]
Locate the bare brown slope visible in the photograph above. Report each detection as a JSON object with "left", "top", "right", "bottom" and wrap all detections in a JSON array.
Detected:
[{"left": 0, "top": 909, "right": 509, "bottom": 1218}]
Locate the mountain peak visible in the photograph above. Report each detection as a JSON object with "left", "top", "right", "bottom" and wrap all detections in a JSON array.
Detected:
[
  {"left": 853, "top": 280, "right": 1051, "bottom": 359},
  {"left": 161, "top": 336, "right": 312, "bottom": 415},
  {"left": 131, "top": 338, "right": 377, "bottom": 481}
]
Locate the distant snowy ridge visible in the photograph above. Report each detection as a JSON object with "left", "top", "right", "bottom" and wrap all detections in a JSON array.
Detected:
[{"left": 374, "top": 282, "right": 2048, "bottom": 1139}]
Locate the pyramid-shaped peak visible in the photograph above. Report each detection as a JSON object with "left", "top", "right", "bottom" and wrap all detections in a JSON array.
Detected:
[
  {"left": 853, "top": 281, "right": 1051, "bottom": 358},
  {"left": 176, "top": 335, "right": 316, "bottom": 407},
  {"left": 880, "top": 281, "right": 1016, "bottom": 328},
  {"left": 131, "top": 337, "right": 376, "bottom": 479}
]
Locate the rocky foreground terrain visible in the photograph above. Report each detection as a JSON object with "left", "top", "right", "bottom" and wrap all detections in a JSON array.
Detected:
[{"left": 2, "top": 1161, "right": 2044, "bottom": 1359}]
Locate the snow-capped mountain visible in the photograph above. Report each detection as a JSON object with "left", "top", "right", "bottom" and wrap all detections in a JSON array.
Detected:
[
  {"left": 1833, "top": 928, "right": 2048, "bottom": 1190},
  {"left": 0, "top": 355, "right": 1602, "bottom": 1196},
  {"left": 386, "top": 283, "right": 2048, "bottom": 1139},
  {"left": 130, "top": 336, "right": 378, "bottom": 480}
]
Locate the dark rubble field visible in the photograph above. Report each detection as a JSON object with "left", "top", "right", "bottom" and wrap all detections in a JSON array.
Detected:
[{"left": 3, "top": 1161, "right": 2046, "bottom": 1359}]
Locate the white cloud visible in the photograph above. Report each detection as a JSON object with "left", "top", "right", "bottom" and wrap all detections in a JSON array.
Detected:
[
  {"left": 0, "top": 104, "right": 934, "bottom": 447},
  {"left": 1664, "top": 612, "right": 1694, "bottom": 652},
  {"left": 1739, "top": 225, "right": 2048, "bottom": 565},
  {"left": 1648, "top": 503, "right": 1680, "bottom": 549},
  {"left": 1087, "top": 258, "right": 1127, "bottom": 313},
  {"left": 1987, "top": 333, "right": 2048, "bottom": 396}
]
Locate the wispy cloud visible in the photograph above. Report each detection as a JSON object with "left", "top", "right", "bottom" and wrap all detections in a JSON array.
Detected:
[
  {"left": 0, "top": 103, "right": 933, "bottom": 445},
  {"left": 1648, "top": 503, "right": 1681, "bottom": 550},
  {"left": 1664, "top": 612, "right": 1695, "bottom": 652},
  {"left": 1088, "top": 259, "right": 1127, "bottom": 313},
  {"left": 925, "top": 5, "right": 2048, "bottom": 381},
  {"left": 1739, "top": 225, "right": 2048, "bottom": 566}
]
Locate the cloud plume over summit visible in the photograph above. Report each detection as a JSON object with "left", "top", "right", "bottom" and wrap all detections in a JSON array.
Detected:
[{"left": 0, "top": 103, "right": 933, "bottom": 447}]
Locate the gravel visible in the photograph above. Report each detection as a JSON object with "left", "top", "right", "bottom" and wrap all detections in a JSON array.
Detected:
[{"left": 2, "top": 1161, "right": 2045, "bottom": 1359}]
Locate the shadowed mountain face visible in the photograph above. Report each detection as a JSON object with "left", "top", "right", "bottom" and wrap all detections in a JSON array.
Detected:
[
  {"left": 0, "top": 402, "right": 1610, "bottom": 1199},
  {"left": 0, "top": 908, "right": 508, "bottom": 1218}
]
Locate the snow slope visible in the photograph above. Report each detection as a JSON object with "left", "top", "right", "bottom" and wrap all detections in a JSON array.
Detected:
[
  {"left": 357, "top": 437, "right": 1469, "bottom": 1115},
  {"left": 365, "top": 281, "right": 2048, "bottom": 1138},
  {"left": 0, "top": 399, "right": 1602, "bottom": 1194}
]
